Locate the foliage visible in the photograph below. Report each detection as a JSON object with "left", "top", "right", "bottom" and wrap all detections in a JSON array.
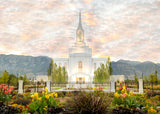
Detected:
[
  {"left": 23, "top": 73, "right": 29, "bottom": 85},
  {"left": 0, "top": 70, "right": 9, "bottom": 84},
  {"left": 0, "top": 84, "right": 13, "bottom": 103},
  {"left": 8, "top": 74, "right": 18, "bottom": 86},
  {"left": 134, "top": 73, "right": 138, "bottom": 84},
  {"left": 28, "top": 87, "right": 59, "bottom": 114},
  {"left": 113, "top": 83, "right": 144, "bottom": 109},
  {"left": 0, "top": 104, "right": 19, "bottom": 114},
  {"left": 108, "top": 57, "right": 113, "bottom": 75},
  {"left": 48, "top": 59, "right": 68, "bottom": 84},
  {"left": 66, "top": 92, "right": 111, "bottom": 114},
  {"left": 94, "top": 59, "right": 110, "bottom": 84},
  {"left": 11, "top": 103, "right": 30, "bottom": 113}
]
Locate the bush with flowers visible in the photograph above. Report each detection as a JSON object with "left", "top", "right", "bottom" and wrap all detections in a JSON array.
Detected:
[
  {"left": 113, "top": 83, "right": 145, "bottom": 110},
  {"left": 93, "top": 86, "right": 104, "bottom": 96},
  {"left": 28, "top": 87, "right": 59, "bottom": 114},
  {"left": 0, "top": 84, "right": 13, "bottom": 103}
]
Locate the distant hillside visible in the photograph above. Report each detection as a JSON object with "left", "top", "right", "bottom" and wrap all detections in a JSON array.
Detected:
[
  {"left": 111, "top": 60, "right": 160, "bottom": 78},
  {"left": 0, "top": 54, "right": 51, "bottom": 78},
  {"left": 0, "top": 54, "right": 160, "bottom": 79}
]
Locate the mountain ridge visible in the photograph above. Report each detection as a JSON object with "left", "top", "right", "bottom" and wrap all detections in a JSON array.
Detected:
[{"left": 0, "top": 54, "right": 160, "bottom": 78}]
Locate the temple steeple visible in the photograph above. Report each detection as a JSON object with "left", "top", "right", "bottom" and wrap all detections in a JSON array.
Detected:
[
  {"left": 77, "top": 12, "right": 83, "bottom": 30},
  {"left": 76, "top": 11, "right": 85, "bottom": 44}
]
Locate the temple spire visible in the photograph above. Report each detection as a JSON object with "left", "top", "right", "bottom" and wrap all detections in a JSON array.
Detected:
[
  {"left": 76, "top": 11, "right": 84, "bottom": 44},
  {"left": 78, "top": 11, "right": 82, "bottom": 29}
]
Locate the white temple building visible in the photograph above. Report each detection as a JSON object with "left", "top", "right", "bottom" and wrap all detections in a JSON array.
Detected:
[{"left": 54, "top": 12, "right": 108, "bottom": 87}]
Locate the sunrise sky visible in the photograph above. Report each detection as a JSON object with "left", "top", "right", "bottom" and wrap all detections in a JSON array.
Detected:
[{"left": 0, "top": 0, "right": 160, "bottom": 62}]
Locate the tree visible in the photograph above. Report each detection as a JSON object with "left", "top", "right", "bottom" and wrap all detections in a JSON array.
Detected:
[
  {"left": 94, "top": 59, "right": 110, "bottom": 84},
  {"left": 48, "top": 59, "right": 53, "bottom": 76},
  {"left": 23, "top": 73, "right": 28, "bottom": 85},
  {"left": 149, "top": 74, "right": 155, "bottom": 91},
  {"left": 8, "top": 74, "right": 17, "bottom": 86},
  {"left": 134, "top": 73, "right": 138, "bottom": 84},
  {"left": 48, "top": 59, "right": 68, "bottom": 84},
  {"left": 108, "top": 57, "right": 113, "bottom": 75},
  {"left": 1, "top": 70, "right": 9, "bottom": 84},
  {"left": 134, "top": 73, "right": 139, "bottom": 90},
  {"left": 154, "top": 70, "right": 158, "bottom": 85},
  {"left": 62, "top": 66, "right": 68, "bottom": 83},
  {"left": 144, "top": 75, "right": 148, "bottom": 83}
]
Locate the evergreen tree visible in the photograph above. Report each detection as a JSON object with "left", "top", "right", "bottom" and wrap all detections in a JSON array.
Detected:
[
  {"left": 94, "top": 58, "right": 110, "bottom": 84},
  {"left": 134, "top": 73, "right": 138, "bottom": 84},
  {"left": 108, "top": 57, "right": 113, "bottom": 75},
  {"left": 154, "top": 70, "right": 158, "bottom": 84},
  {"left": 144, "top": 75, "right": 148, "bottom": 83},
  {"left": 1, "top": 70, "right": 9, "bottom": 84},
  {"left": 23, "top": 73, "right": 28, "bottom": 85},
  {"left": 48, "top": 59, "right": 68, "bottom": 84},
  {"left": 8, "top": 74, "right": 17, "bottom": 86},
  {"left": 149, "top": 74, "right": 155, "bottom": 91}
]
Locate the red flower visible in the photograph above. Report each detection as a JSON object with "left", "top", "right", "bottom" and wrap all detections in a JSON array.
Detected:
[
  {"left": 4, "top": 91, "right": 8, "bottom": 94},
  {"left": 0, "top": 84, "right": 3, "bottom": 88}
]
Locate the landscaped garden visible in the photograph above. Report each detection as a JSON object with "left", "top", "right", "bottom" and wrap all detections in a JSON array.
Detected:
[{"left": 0, "top": 83, "right": 160, "bottom": 114}]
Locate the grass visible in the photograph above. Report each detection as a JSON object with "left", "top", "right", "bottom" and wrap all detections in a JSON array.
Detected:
[{"left": 52, "top": 87, "right": 64, "bottom": 90}]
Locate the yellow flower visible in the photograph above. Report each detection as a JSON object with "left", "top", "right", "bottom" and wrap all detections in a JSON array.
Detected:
[
  {"left": 120, "top": 81, "right": 123, "bottom": 84},
  {"left": 45, "top": 95, "right": 50, "bottom": 99},
  {"left": 43, "top": 106, "right": 47, "bottom": 111},
  {"left": 44, "top": 87, "right": 48, "bottom": 92},
  {"left": 148, "top": 107, "right": 157, "bottom": 113},
  {"left": 129, "top": 91, "right": 133, "bottom": 96},
  {"left": 54, "top": 93, "right": 58, "bottom": 98},
  {"left": 114, "top": 92, "right": 120, "bottom": 98},
  {"left": 31, "top": 92, "right": 39, "bottom": 100},
  {"left": 93, "top": 87, "right": 97, "bottom": 91}
]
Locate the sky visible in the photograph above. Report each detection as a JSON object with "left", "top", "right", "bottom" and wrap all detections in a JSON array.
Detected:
[{"left": 0, "top": 0, "right": 160, "bottom": 62}]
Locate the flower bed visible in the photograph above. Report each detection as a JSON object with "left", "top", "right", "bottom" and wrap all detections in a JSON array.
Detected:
[
  {"left": 1, "top": 83, "right": 160, "bottom": 114},
  {"left": 113, "top": 83, "right": 160, "bottom": 114}
]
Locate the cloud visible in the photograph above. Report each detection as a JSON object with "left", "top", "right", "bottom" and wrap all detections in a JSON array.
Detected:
[{"left": 0, "top": 0, "right": 160, "bottom": 62}]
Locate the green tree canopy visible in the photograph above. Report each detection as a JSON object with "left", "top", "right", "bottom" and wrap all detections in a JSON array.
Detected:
[
  {"left": 1, "top": 70, "right": 9, "bottom": 84},
  {"left": 94, "top": 59, "right": 111, "bottom": 84},
  {"left": 134, "top": 73, "right": 138, "bottom": 83},
  {"left": 48, "top": 59, "right": 68, "bottom": 84}
]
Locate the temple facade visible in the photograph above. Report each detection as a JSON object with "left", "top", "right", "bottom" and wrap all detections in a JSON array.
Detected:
[{"left": 54, "top": 12, "right": 108, "bottom": 87}]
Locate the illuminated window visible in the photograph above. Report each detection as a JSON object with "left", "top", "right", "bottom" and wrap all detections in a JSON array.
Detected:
[
  {"left": 64, "top": 63, "right": 67, "bottom": 68},
  {"left": 78, "top": 61, "right": 82, "bottom": 72},
  {"left": 94, "top": 63, "right": 96, "bottom": 70}
]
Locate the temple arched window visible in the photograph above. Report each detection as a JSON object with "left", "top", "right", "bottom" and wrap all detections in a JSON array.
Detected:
[
  {"left": 78, "top": 61, "right": 82, "bottom": 72},
  {"left": 64, "top": 63, "right": 67, "bottom": 68}
]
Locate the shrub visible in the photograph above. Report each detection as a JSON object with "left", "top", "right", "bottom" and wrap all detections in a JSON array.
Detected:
[
  {"left": 13, "top": 99, "right": 31, "bottom": 106},
  {"left": 28, "top": 87, "right": 59, "bottom": 114},
  {"left": 66, "top": 92, "right": 111, "bottom": 114},
  {"left": 57, "top": 91, "right": 65, "bottom": 97},
  {"left": 0, "top": 84, "right": 13, "bottom": 103}
]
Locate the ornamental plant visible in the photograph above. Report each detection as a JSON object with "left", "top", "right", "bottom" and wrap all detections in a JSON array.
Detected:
[
  {"left": 113, "top": 83, "right": 144, "bottom": 109},
  {"left": 28, "top": 87, "right": 59, "bottom": 114},
  {"left": 0, "top": 84, "right": 13, "bottom": 103},
  {"left": 93, "top": 86, "right": 104, "bottom": 96}
]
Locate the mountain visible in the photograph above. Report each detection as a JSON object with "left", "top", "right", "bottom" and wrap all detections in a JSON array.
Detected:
[
  {"left": 112, "top": 60, "right": 160, "bottom": 78},
  {"left": 0, "top": 54, "right": 160, "bottom": 79},
  {"left": 0, "top": 54, "right": 51, "bottom": 78},
  {"left": 111, "top": 61, "right": 141, "bottom": 76}
]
